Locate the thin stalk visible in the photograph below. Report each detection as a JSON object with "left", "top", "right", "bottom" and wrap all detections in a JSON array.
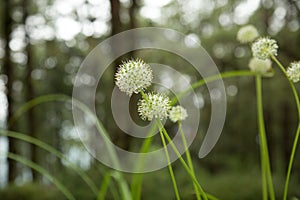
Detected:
[
  {"left": 178, "top": 123, "right": 201, "bottom": 200},
  {"left": 157, "top": 121, "right": 181, "bottom": 200},
  {"left": 139, "top": 90, "right": 148, "bottom": 100},
  {"left": 256, "top": 76, "right": 268, "bottom": 200},
  {"left": 9, "top": 94, "right": 120, "bottom": 168},
  {"left": 171, "top": 70, "right": 274, "bottom": 105},
  {"left": 207, "top": 194, "right": 219, "bottom": 200},
  {"left": 156, "top": 121, "right": 208, "bottom": 200},
  {"left": 0, "top": 130, "right": 98, "bottom": 195},
  {"left": 76, "top": 99, "right": 132, "bottom": 200},
  {"left": 96, "top": 167, "right": 121, "bottom": 200},
  {"left": 256, "top": 75, "right": 275, "bottom": 200},
  {"left": 110, "top": 170, "right": 131, "bottom": 200},
  {"left": 131, "top": 123, "right": 157, "bottom": 200},
  {"left": 271, "top": 55, "right": 300, "bottom": 200},
  {"left": 5, "top": 152, "right": 75, "bottom": 200},
  {"left": 97, "top": 172, "right": 111, "bottom": 200},
  {"left": 283, "top": 125, "right": 300, "bottom": 198}
]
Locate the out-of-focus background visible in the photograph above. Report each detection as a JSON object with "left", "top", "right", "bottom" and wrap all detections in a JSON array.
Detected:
[{"left": 0, "top": 0, "right": 300, "bottom": 199}]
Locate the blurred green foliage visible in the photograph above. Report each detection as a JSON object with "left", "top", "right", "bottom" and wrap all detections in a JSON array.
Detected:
[
  {"left": 0, "top": 0, "right": 300, "bottom": 199},
  {"left": 0, "top": 183, "right": 64, "bottom": 200}
]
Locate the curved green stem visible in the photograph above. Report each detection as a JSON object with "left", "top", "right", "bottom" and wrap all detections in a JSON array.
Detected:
[
  {"left": 157, "top": 121, "right": 181, "bottom": 200},
  {"left": 271, "top": 57, "right": 300, "bottom": 116},
  {"left": 271, "top": 55, "right": 300, "bottom": 200},
  {"left": 207, "top": 194, "right": 219, "bottom": 200},
  {"left": 5, "top": 152, "right": 75, "bottom": 200},
  {"left": 171, "top": 70, "right": 274, "bottom": 105},
  {"left": 8, "top": 94, "right": 69, "bottom": 127},
  {"left": 256, "top": 76, "right": 275, "bottom": 200},
  {"left": 9, "top": 94, "right": 120, "bottom": 170},
  {"left": 179, "top": 123, "right": 201, "bottom": 200},
  {"left": 283, "top": 125, "right": 300, "bottom": 198},
  {"left": 0, "top": 129, "right": 98, "bottom": 195}
]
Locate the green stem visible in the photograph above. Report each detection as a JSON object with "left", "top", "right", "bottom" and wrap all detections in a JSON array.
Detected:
[
  {"left": 206, "top": 194, "right": 219, "bottom": 200},
  {"left": 284, "top": 125, "right": 300, "bottom": 198},
  {"left": 98, "top": 172, "right": 111, "bottom": 200},
  {"left": 157, "top": 121, "right": 181, "bottom": 200},
  {"left": 156, "top": 121, "right": 208, "bottom": 200},
  {"left": 96, "top": 167, "right": 121, "bottom": 200},
  {"left": 179, "top": 123, "right": 201, "bottom": 200},
  {"left": 5, "top": 152, "right": 75, "bottom": 200},
  {"left": 110, "top": 170, "right": 132, "bottom": 200},
  {"left": 271, "top": 55, "right": 300, "bottom": 200},
  {"left": 139, "top": 90, "right": 147, "bottom": 100},
  {"left": 131, "top": 123, "right": 157, "bottom": 200},
  {"left": 69, "top": 99, "right": 133, "bottom": 200},
  {"left": 256, "top": 76, "right": 268, "bottom": 200},
  {"left": 9, "top": 94, "right": 120, "bottom": 168},
  {"left": 0, "top": 130, "right": 98, "bottom": 195},
  {"left": 171, "top": 70, "right": 274, "bottom": 105},
  {"left": 256, "top": 75, "right": 275, "bottom": 200}
]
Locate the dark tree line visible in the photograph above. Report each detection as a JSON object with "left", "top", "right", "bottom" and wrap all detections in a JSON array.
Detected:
[{"left": 2, "top": 0, "right": 140, "bottom": 184}]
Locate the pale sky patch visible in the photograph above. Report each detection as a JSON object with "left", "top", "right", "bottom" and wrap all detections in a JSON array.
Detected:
[
  {"left": 140, "top": 0, "right": 172, "bottom": 22},
  {"left": 234, "top": 0, "right": 260, "bottom": 25},
  {"left": 55, "top": 17, "right": 81, "bottom": 41}
]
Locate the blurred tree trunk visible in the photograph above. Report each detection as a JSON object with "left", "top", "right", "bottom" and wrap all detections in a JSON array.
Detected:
[
  {"left": 128, "top": 0, "right": 137, "bottom": 58},
  {"left": 106, "top": 0, "right": 141, "bottom": 149},
  {"left": 3, "top": 0, "right": 18, "bottom": 183},
  {"left": 129, "top": 0, "right": 137, "bottom": 29},
  {"left": 23, "top": 0, "right": 40, "bottom": 181},
  {"left": 110, "top": 0, "right": 122, "bottom": 35},
  {"left": 126, "top": 0, "right": 139, "bottom": 147},
  {"left": 109, "top": 0, "right": 123, "bottom": 147},
  {"left": 287, "top": 0, "right": 300, "bottom": 22}
]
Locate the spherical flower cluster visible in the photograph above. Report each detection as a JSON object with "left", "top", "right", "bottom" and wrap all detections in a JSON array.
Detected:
[
  {"left": 237, "top": 25, "right": 259, "bottom": 43},
  {"left": 251, "top": 37, "right": 278, "bottom": 60},
  {"left": 169, "top": 106, "right": 188, "bottom": 123},
  {"left": 248, "top": 58, "right": 272, "bottom": 74},
  {"left": 138, "top": 92, "right": 171, "bottom": 121},
  {"left": 115, "top": 59, "right": 153, "bottom": 96},
  {"left": 287, "top": 61, "right": 300, "bottom": 83}
]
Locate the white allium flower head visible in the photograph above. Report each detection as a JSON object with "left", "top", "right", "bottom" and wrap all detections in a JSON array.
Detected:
[
  {"left": 251, "top": 37, "right": 278, "bottom": 60},
  {"left": 248, "top": 58, "right": 272, "bottom": 74},
  {"left": 138, "top": 92, "right": 171, "bottom": 121},
  {"left": 115, "top": 58, "right": 153, "bottom": 96},
  {"left": 237, "top": 25, "right": 259, "bottom": 43},
  {"left": 287, "top": 61, "right": 300, "bottom": 83},
  {"left": 169, "top": 106, "right": 188, "bottom": 123}
]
